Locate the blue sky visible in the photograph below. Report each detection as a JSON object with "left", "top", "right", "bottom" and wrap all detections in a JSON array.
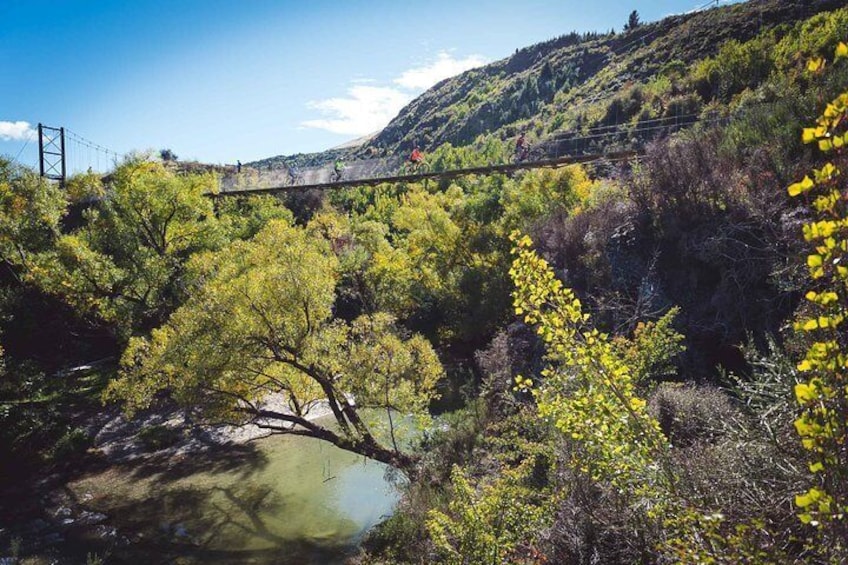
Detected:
[{"left": 1, "top": 0, "right": 740, "bottom": 171}]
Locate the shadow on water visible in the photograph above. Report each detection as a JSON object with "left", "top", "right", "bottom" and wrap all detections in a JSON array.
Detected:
[
  {"left": 67, "top": 424, "right": 401, "bottom": 564},
  {"left": 121, "top": 441, "right": 270, "bottom": 483},
  {"left": 95, "top": 482, "right": 361, "bottom": 565}
]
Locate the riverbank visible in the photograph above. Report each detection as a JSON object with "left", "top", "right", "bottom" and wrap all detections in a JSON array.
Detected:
[
  {"left": 93, "top": 393, "right": 338, "bottom": 464},
  {"left": 0, "top": 391, "right": 360, "bottom": 564}
]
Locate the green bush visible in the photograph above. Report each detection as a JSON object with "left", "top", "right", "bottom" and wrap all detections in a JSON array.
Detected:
[
  {"left": 51, "top": 426, "right": 92, "bottom": 461},
  {"left": 648, "top": 383, "right": 741, "bottom": 447},
  {"left": 138, "top": 424, "right": 181, "bottom": 452}
]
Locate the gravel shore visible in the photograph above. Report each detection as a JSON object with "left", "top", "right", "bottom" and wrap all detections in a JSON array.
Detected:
[{"left": 92, "top": 393, "right": 336, "bottom": 463}]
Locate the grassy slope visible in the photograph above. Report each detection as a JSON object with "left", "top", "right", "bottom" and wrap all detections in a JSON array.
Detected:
[{"left": 364, "top": 0, "right": 845, "bottom": 153}]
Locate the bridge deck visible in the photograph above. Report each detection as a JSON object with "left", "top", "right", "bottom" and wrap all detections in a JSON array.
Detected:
[{"left": 213, "top": 150, "right": 639, "bottom": 197}]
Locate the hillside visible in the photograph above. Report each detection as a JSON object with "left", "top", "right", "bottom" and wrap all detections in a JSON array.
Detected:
[
  {"left": 249, "top": 0, "right": 847, "bottom": 171},
  {"left": 364, "top": 0, "right": 846, "bottom": 153}
]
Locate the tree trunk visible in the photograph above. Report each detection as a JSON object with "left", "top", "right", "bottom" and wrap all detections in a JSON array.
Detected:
[{"left": 251, "top": 408, "right": 420, "bottom": 480}]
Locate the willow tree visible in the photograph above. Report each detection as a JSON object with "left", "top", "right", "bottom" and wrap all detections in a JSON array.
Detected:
[{"left": 106, "top": 219, "right": 443, "bottom": 473}]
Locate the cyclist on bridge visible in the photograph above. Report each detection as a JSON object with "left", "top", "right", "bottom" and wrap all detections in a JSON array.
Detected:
[
  {"left": 515, "top": 132, "right": 530, "bottom": 162},
  {"left": 332, "top": 159, "right": 345, "bottom": 182},
  {"left": 287, "top": 163, "right": 300, "bottom": 185},
  {"left": 409, "top": 146, "right": 424, "bottom": 166}
]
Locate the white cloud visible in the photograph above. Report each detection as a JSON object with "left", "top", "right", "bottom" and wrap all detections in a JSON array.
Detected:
[
  {"left": 394, "top": 51, "right": 487, "bottom": 90},
  {"left": 301, "top": 85, "right": 413, "bottom": 136},
  {"left": 302, "top": 51, "right": 488, "bottom": 136},
  {"left": 0, "top": 121, "right": 35, "bottom": 141}
]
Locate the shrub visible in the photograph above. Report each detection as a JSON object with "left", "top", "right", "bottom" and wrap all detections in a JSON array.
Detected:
[
  {"left": 648, "top": 383, "right": 741, "bottom": 447},
  {"left": 51, "top": 426, "right": 92, "bottom": 461},
  {"left": 137, "top": 424, "right": 181, "bottom": 452}
]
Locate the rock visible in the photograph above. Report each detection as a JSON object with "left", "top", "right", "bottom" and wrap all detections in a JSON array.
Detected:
[
  {"left": 53, "top": 506, "right": 73, "bottom": 519},
  {"left": 77, "top": 511, "right": 107, "bottom": 526},
  {"left": 92, "top": 525, "right": 117, "bottom": 539},
  {"left": 26, "top": 518, "right": 50, "bottom": 534},
  {"left": 42, "top": 532, "right": 64, "bottom": 545},
  {"left": 173, "top": 524, "right": 190, "bottom": 538}
]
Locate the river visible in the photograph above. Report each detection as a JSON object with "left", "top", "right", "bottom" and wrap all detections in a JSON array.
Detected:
[{"left": 66, "top": 419, "right": 403, "bottom": 564}]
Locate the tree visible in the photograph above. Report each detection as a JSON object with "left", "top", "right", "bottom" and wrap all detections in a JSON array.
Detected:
[
  {"left": 427, "top": 466, "right": 552, "bottom": 565},
  {"left": 26, "top": 158, "right": 224, "bottom": 337},
  {"left": 0, "top": 158, "right": 66, "bottom": 277},
  {"left": 105, "top": 219, "right": 443, "bottom": 475},
  {"left": 508, "top": 232, "right": 671, "bottom": 498},
  {"left": 159, "top": 148, "right": 178, "bottom": 162},
  {"left": 624, "top": 10, "right": 641, "bottom": 32}
]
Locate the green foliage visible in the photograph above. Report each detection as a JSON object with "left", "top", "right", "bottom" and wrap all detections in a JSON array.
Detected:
[
  {"left": 500, "top": 165, "right": 595, "bottom": 231},
  {"left": 0, "top": 158, "right": 66, "bottom": 265},
  {"left": 612, "top": 306, "right": 686, "bottom": 385},
  {"left": 26, "top": 158, "right": 224, "bottom": 336},
  {"left": 51, "top": 425, "right": 92, "bottom": 461},
  {"left": 624, "top": 10, "right": 640, "bottom": 32},
  {"left": 787, "top": 42, "right": 848, "bottom": 542},
  {"left": 65, "top": 170, "right": 105, "bottom": 203},
  {"left": 427, "top": 465, "right": 552, "bottom": 565},
  {"left": 691, "top": 8, "right": 848, "bottom": 102},
  {"left": 137, "top": 423, "right": 181, "bottom": 451},
  {"left": 215, "top": 194, "right": 294, "bottom": 241},
  {"left": 772, "top": 9, "right": 848, "bottom": 72},
  {"left": 691, "top": 32, "right": 778, "bottom": 101},
  {"left": 106, "top": 219, "right": 443, "bottom": 470}
]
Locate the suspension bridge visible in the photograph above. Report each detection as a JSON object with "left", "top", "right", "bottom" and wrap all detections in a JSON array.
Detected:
[
  {"left": 25, "top": 105, "right": 734, "bottom": 196},
  {"left": 213, "top": 109, "right": 726, "bottom": 196}
]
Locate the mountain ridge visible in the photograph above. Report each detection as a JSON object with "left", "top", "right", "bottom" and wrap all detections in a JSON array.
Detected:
[{"left": 249, "top": 0, "right": 846, "bottom": 170}]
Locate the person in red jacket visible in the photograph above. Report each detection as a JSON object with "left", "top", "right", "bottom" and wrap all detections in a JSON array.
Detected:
[
  {"left": 515, "top": 132, "right": 529, "bottom": 162},
  {"left": 409, "top": 146, "right": 424, "bottom": 166}
]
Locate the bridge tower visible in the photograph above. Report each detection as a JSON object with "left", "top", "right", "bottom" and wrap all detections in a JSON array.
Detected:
[{"left": 38, "top": 123, "right": 66, "bottom": 183}]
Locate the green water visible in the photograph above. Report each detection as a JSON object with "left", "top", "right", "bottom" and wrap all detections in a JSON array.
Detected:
[{"left": 69, "top": 423, "right": 403, "bottom": 564}]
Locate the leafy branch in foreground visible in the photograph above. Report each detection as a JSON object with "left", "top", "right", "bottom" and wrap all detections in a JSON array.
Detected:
[
  {"left": 508, "top": 231, "right": 671, "bottom": 499},
  {"left": 787, "top": 41, "right": 848, "bottom": 543}
]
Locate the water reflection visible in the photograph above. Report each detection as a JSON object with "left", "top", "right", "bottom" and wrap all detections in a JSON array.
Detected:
[{"left": 69, "top": 421, "right": 402, "bottom": 564}]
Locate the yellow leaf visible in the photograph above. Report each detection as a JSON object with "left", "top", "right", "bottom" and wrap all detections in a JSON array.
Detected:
[
  {"left": 836, "top": 42, "right": 848, "bottom": 59},
  {"left": 802, "top": 128, "right": 817, "bottom": 143},
  {"left": 788, "top": 176, "right": 815, "bottom": 197},
  {"left": 796, "top": 488, "right": 822, "bottom": 508},
  {"left": 801, "top": 319, "right": 819, "bottom": 331},
  {"left": 795, "top": 382, "right": 817, "bottom": 402}
]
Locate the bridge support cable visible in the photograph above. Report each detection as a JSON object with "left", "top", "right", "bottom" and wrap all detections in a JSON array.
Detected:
[
  {"left": 214, "top": 109, "right": 735, "bottom": 197},
  {"left": 212, "top": 150, "right": 640, "bottom": 198}
]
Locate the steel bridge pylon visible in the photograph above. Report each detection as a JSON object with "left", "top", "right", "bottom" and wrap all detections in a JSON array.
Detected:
[{"left": 38, "top": 123, "right": 66, "bottom": 183}]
